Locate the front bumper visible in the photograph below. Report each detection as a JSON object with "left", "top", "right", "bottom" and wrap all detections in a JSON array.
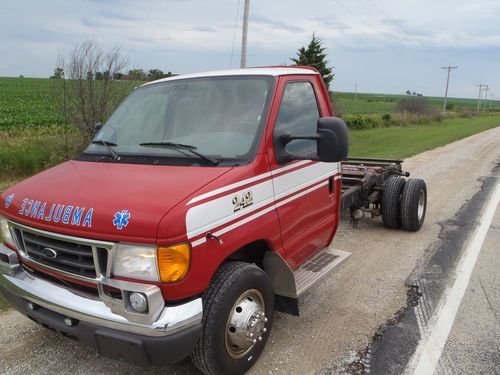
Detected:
[{"left": 0, "top": 243, "right": 202, "bottom": 366}]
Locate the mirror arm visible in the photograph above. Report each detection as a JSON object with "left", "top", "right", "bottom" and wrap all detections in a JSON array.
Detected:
[{"left": 279, "top": 133, "right": 320, "bottom": 144}]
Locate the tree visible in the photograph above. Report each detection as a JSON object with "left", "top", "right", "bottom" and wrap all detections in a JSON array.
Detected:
[
  {"left": 50, "top": 67, "right": 64, "bottom": 79},
  {"left": 56, "top": 40, "right": 130, "bottom": 142},
  {"left": 148, "top": 69, "right": 165, "bottom": 81},
  {"left": 290, "top": 34, "right": 334, "bottom": 89},
  {"left": 128, "top": 69, "right": 147, "bottom": 81}
]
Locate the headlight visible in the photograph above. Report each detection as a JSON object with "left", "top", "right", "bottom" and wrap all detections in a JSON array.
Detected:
[
  {"left": 112, "top": 242, "right": 191, "bottom": 283},
  {"left": 112, "top": 244, "right": 159, "bottom": 282},
  {"left": 0, "top": 215, "right": 15, "bottom": 247}
]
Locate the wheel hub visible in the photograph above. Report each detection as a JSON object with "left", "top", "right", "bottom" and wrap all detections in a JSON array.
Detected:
[
  {"left": 225, "top": 289, "right": 268, "bottom": 359},
  {"left": 418, "top": 189, "right": 425, "bottom": 221}
]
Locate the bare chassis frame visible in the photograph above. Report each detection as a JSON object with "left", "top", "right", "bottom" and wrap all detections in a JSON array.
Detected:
[{"left": 340, "top": 157, "right": 410, "bottom": 223}]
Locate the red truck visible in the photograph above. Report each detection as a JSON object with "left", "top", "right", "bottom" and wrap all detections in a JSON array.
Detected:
[{"left": 0, "top": 67, "right": 426, "bottom": 374}]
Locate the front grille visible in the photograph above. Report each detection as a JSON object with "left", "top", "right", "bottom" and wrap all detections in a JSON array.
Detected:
[
  {"left": 9, "top": 223, "right": 113, "bottom": 282},
  {"left": 21, "top": 231, "right": 97, "bottom": 278}
]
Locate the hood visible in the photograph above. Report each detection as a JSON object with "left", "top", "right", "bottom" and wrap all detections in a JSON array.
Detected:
[{"left": 1, "top": 160, "right": 231, "bottom": 243}]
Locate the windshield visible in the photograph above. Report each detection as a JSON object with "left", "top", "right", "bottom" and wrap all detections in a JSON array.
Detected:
[{"left": 82, "top": 76, "right": 274, "bottom": 165}]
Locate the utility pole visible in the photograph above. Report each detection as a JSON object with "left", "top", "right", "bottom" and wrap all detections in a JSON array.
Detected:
[
  {"left": 476, "top": 84, "right": 486, "bottom": 113},
  {"left": 482, "top": 85, "right": 490, "bottom": 111},
  {"left": 489, "top": 94, "right": 494, "bottom": 109},
  {"left": 240, "top": 0, "right": 250, "bottom": 68},
  {"left": 441, "top": 65, "right": 458, "bottom": 112},
  {"left": 354, "top": 83, "right": 358, "bottom": 101}
]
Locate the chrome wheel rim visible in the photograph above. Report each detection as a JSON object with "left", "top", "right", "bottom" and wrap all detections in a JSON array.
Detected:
[
  {"left": 225, "top": 289, "right": 268, "bottom": 359},
  {"left": 417, "top": 189, "right": 425, "bottom": 221}
]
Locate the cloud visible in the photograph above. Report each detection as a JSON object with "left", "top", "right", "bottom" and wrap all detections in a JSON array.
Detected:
[
  {"left": 1, "top": 0, "right": 500, "bottom": 97},
  {"left": 250, "top": 15, "right": 305, "bottom": 33}
]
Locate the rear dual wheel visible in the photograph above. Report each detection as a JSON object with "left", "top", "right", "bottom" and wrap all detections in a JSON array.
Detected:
[
  {"left": 381, "top": 177, "right": 427, "bottom": 231},
  {"left": 381, "top": 177, "right": 406, "bottom": 229},
  {"left": 401, "top": 178, "right": 427, "bottom": 231}
]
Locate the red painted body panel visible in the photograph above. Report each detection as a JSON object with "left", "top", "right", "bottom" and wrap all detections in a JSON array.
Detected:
[
  {"left": 1, "top": 161, "right": 232, "bottom": 243},
  {"left": 264, "top": 75, "right": 339, "bottom": 269},
  {"left": 0, "top": 70, "right": 342, "bottom": 302}
]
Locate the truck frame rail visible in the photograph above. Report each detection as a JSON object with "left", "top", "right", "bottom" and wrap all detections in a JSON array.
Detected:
[{"left": 340, "top": 157, "right": 410, "bottom": 222}]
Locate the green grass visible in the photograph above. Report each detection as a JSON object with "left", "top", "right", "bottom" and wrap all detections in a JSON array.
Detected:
[
  {"left": 333, "top": 91, "right": 500, "bottom": 115},
  {"left": 0, "top": 126, "right": 84, "bottom": 185},
  {"left": 0, "top": 293, "right": 7, "bottom": 311},
  {"left": 349, "top": 115, "right": 500, "bottom": 159}
]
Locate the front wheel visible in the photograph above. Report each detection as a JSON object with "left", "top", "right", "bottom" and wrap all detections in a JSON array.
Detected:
[{"left": 191, "top": 262, "right": 274, "bottom": 375}]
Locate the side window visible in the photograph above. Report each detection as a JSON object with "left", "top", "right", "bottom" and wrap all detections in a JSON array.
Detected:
[{"left": 275, "top": 81, "right": 320, "bottom": 156}]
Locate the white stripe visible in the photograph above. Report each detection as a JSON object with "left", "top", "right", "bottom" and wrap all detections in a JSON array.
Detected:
[
  {"left": 407, "top": 183, "right": 500, "bottom": 375},
  {"left": 273, "top": 162, "right": 339, "bottom": 201},
  {"left": 275, "top": 180, "right": 329, "bottom": 208},
  {"left": 186, "top": 163, "right": 339, "bottom": 239},
  {"left": 186, "top": 180, "right": 275, "bottom": 239},
  {"left": 191, "top": 180, "right": 329, "bottom": 247},
  {"left": 187, "top": 160, "right": 311, "bottom": 205},
  {"left": 186, "top": 164, "right": 338, "bottom": 245}
]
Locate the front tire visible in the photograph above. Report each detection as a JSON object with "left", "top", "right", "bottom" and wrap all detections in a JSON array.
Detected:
[{"left": 191, "top": 262, "right": 274, "bottom": 375}]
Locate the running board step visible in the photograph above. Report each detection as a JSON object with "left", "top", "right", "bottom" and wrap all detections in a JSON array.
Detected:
[{"left": 294, "top": 248, "right": 351, "bottom": 296}]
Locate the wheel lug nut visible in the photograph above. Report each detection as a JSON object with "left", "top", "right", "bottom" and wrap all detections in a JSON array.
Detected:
[
  {"left": 258, "top": 336, "right": 262, "bottom": 341},
  {"left": 253, "top": 339, "right": 257, "bottom": 343},
  {"left": 264, "top": 317, "right": 268, "bottom": 322},
  {"left": 262, "top": 328, "right": 267, "bottom": 333},
  {"left": 249, "top": 333, "right": 254, "bottom": 337}
]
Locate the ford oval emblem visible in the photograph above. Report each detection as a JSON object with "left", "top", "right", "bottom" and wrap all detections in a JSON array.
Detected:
[{"left": 42, "top": 248, "right": 58, "bottom": 259}]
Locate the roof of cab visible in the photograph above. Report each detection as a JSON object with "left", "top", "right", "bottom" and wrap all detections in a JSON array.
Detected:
[{"left": 141, "top": 67, "right": 318, "bottom": 87}]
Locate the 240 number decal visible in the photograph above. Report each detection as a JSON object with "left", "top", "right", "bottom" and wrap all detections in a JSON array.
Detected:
[{"left": 232, "top": 191, "right": 253, "bottom": 212}]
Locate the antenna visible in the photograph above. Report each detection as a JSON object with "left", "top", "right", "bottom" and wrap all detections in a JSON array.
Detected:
[{"left": 62, "top": 70, "right": 68, "bottom": 160}]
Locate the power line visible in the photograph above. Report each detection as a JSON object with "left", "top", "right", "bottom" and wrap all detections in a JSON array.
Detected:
[
  {"left": 475, "top": 84, "right": 487, "bottom": 113},
  {"left": 441, "top": 65, "right": 458, "bottom": 112},
  {"left": 331, "top": 0, "right": 439, "bottom": 67},
  {"left": 229, "top": 0, "right": 241, "bottom": 69},
  {"left": 360, "top": 0, "right": 440, "bottom": 61},
  {"left": 483, "top": 85, "right": 490, "bottom": 111}
]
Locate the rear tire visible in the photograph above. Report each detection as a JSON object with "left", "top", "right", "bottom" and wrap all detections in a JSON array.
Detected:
[
  {"left": 401, "top": 178, "right": 427, "bottom": 231},
  {"left": 191, "top": 262, "right": 274, "bottom": 375},
  {"left": 381, "top": 177, "right": 406, "bottom": 229}
]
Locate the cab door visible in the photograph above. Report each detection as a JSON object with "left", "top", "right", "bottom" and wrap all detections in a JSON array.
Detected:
[{"left": 266, "top": 76, "right": 340, "bottom": 269}]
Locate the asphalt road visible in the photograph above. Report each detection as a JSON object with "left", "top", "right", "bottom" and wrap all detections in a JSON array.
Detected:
[
  {"left": 1, "top": 126, "right": 499, "bottom": 375},
  {"left": 368, "top": 154, "right": 500, "bottom": 375}
]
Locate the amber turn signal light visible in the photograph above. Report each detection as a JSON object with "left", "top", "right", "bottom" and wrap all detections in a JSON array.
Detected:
[{"left": 157, "top": 243, "right": 191, "bottom": 283}]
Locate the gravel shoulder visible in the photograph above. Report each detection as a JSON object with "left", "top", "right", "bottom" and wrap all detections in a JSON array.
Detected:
[{"left": 1, "top": 126, "right": 500, "bottom": 375}]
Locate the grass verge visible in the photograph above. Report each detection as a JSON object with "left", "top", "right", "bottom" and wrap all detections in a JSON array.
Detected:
[
  {"left": 349, "top": 115, "right": 500, "bottom": 159},
  {"left": 0, "top": 126, "right": 84, "bottom": 188},
  {"left": 0, "top": 294, "right": 7, "bottom": 311}
]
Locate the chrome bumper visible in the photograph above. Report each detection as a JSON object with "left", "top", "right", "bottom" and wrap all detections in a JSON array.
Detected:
[{"left": 0, "top": 243, "right": 202, "bottom": 338}]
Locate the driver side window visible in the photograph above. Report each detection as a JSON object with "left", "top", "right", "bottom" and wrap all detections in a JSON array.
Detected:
[{"left": 275, "top": 81, "right": 320, "bottom": 156}]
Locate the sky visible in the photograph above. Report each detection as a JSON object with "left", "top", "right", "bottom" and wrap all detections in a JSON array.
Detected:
[{"left": 1, "top": 0, "right": 499, "bottom": 98}]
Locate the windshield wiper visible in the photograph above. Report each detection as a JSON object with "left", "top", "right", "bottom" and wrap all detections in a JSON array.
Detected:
[
  {"left": 139, "top": 141, "right": 219, "bottom": 166},
  {"left": 91, "top": 140, "right": 120, "bottom": 160}
]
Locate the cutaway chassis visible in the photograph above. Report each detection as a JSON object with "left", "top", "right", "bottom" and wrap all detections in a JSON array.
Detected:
[{"left": 340, "top": 157, "right": 410, "bottom": 225}]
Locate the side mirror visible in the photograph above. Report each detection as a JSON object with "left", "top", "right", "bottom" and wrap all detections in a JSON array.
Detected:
[
  {"left": 94, "top": 122, "right": 103, "bottom": 136},
  {"left": 274, "top": 117, "right": 349, "bottom": 164},
  {"left": 316, "top": 117, "right": 349, "bottom": 162}
]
